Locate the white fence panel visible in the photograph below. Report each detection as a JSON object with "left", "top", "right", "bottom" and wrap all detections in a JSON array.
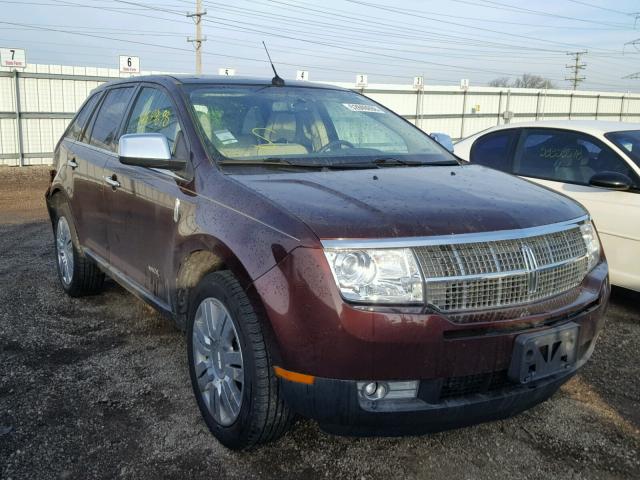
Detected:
[{"left": 2, "top": 64, "right": 640, "bottom": 165}]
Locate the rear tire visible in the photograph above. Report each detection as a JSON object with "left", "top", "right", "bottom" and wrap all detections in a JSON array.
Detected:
[
  {"left": 53, "top": 199, "right": 104, "bottom": 297},
  {"left": 187, "top": 271, "right": 294, "bottom": 450}
]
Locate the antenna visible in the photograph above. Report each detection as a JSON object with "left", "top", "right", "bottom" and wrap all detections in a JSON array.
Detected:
[{"left": 262, "top": 41, "right": 285, "bottom": 86}]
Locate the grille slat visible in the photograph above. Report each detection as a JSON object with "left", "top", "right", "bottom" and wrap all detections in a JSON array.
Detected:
[{"left": 414, "top": 226, "right": 588, "bottom": 315}]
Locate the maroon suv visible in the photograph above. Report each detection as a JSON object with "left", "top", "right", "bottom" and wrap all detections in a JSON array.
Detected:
[{"left": 46, "top": 75, "right": 609, "bottom": 449}]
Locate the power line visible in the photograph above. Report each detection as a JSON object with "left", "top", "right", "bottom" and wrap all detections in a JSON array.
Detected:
[
  {"left": 564, "top": 0, "right": 634, "bottom": 17},
  {"left": 2, "top": 0, "right": 634, "bottom": 90},
  {"left": 186, "top": 0, "right": 206, "bottom": 74},
  {"left": 342, "top": 0, "right": 613, "bottom": 52},
  {"left": 449, "top": 0, "right": 633, "bottom": 29},
  {"left": 565, "top": 51, "right": 587, "bottom": 90}
]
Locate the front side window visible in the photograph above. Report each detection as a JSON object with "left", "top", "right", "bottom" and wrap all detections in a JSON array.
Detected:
[
  {"left": 605, "top": 130, "right": 640, "bottom": 170},
  {"left": 125, "top": 87, "right": 184, "bottom": 160},
  {"left": 87, "top": 87, "right": 135, "bottom": 152},
  {"left": 67, "top": 92, "right": 101, "bottom": 141},
  {"left": 514, "top": 129, "right": 636, "bottom": 186},
  {"left": 182, "top": 85, "right": 456, "bottom": 167},
  {"left": 470, "top": 130, "right": 518, "bottom": 171}
]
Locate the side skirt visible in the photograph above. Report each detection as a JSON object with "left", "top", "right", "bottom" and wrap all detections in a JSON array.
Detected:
[{"left": 84, "top": 248, "right": 175, "bottom": 320}]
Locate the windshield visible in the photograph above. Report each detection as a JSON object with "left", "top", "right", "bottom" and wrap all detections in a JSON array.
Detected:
[
  {"left": 182, "top": 84, "right": 457, "bottom": 167},
  {"left": 605, "top": 130, "right": 640, "bottom": 168}
]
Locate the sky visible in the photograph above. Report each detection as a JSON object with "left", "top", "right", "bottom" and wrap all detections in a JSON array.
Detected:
[{"left": 1, "top": 0, "right": 640, "bottom": 91}]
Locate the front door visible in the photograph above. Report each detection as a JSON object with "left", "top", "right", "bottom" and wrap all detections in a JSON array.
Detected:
[{"left": 104, "top": 85, "right": 192, "bottom": 305}]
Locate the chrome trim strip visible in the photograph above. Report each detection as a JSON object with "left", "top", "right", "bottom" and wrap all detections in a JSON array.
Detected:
[
  {"left": 321, "top": 215, "right": 589, "bottom": 249},
  {"left": 67, "top": 138, "right": 118, "bottom": 158},
  {"left": 422, "top": 254, "right": 588, "bottom": 284}
]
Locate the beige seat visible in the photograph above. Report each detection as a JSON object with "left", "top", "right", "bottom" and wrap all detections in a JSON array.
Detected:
[{"left": 264, "top": 112, "right": 297, "bottom": 143}]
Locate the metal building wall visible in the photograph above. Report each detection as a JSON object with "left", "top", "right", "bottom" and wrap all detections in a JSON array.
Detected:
[{"left": 1, "top": 64, "right": 640, "bottom": 166}]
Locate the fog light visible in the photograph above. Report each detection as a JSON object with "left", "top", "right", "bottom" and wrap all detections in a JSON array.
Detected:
[
  {"left": 361, "top": 381, "right": 388, "bottom": 400},
  {"left": 357, "top": 380, "right": 419, "bottom": 401}
]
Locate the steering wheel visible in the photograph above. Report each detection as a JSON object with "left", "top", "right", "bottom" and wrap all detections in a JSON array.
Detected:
[{"left": 318, "top": 140, "right": 355, "bottom": 153}]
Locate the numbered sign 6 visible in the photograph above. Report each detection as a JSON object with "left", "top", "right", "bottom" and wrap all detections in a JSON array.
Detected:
[{"left": 119, "top": 55, "right": 140, "bottom": 74}]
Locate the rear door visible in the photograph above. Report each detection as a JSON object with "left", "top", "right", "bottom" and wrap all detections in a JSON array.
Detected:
[
  {"left": 104, "top": 84, "right": 192, "bottom": 304},
  {"left": 511, "top": 128, "right": 640, "bottom": 289},
  {"left": 59, "top": 91, "right": 109, "bottom": 259},
  {"left": 81, "top": 85, "right": 136, "bottom": 263}
]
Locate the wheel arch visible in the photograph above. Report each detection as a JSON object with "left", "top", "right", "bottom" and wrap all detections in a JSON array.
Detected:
[{"left": 173, "top": 236, "right": 288, "bottom": 366}]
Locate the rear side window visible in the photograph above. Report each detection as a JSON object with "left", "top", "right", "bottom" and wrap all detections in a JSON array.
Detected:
[
  {"left": 66, "top": 93, "right": 101, "bottom": 141},
  {"left": 87, "top": 87, "right": 135, "bottom": 152},
  {"left": 470, "top": 130, "right": 517, "bottom": 171},
  {"left": 514, "top": 128, "right": 637, "bottom": 186}
]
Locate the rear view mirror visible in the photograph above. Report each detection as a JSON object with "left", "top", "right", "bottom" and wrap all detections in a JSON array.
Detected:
[
  {"left": 589, "top": 171, "right": 632, "bottom": 191},
  {"left": 430, "top": 132, "right": 454, "bottom": 152},
  {"left": 119, "top": 133, "right": 185, "bottom": 171}
]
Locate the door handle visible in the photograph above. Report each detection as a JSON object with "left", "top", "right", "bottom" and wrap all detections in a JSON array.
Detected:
[
  {"left": 104, "top": 175, "right": 121, "bottom": 189},
  {"left": 68, "top": 158, "right": 78, "bottom": 169}
]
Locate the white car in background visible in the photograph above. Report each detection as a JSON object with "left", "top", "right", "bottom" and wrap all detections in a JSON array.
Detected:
[{"left": 454, "top": 121, "right": 640, "bottom": 292}]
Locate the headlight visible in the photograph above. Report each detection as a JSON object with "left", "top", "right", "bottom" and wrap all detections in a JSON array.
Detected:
[
  {"left": 580, "top": 221, "right": 601, "bottom": 271},
  {"left": 323, "top": 248, "right": 423, "bottom": 303}
]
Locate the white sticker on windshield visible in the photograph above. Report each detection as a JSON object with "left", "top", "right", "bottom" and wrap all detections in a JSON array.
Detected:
[
  {"left": 342, "top": 103, "right": 384, "bottom": 113},
  {"left": 214, "top": 129, "right": 238, "bottom": 145}
]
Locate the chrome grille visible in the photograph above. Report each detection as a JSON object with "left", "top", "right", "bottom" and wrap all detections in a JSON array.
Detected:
[{"left": 414, "top": 226, "right": 588, "bottom": 313}]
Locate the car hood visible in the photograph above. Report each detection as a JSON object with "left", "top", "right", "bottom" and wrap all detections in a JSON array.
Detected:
[{"left": 231, "top": 164, "right": 587, "bottom": 240}]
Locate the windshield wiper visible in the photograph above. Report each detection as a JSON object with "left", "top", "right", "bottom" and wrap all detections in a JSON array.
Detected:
[
  {"left": 217, "top": 158, "right": 324, "bottom": 169},
  {"left": 330, "top": 157, "right": 450, "bottom": 169},
  {"left": 373, "top": 157, "right": 429, "bottom": 166}
]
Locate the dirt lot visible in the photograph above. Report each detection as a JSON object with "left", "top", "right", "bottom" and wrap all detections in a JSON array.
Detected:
[{"left": 0, "top": 166, "right": 638, "bottom": 480}]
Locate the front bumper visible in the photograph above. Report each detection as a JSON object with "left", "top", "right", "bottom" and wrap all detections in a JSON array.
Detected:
[
  {"left": 254, "top": 248, "right": 609, "bottom": 433},
  {"left": 278, "top": 301, "right": 602, "bottom": 435},
  {"left": 280, "top": 367, "right": 576, "bottom": 436}
]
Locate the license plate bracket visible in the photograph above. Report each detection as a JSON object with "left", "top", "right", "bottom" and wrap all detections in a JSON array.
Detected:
[{"left": 508, "top": 322, "right": 579, "bottom": 384}]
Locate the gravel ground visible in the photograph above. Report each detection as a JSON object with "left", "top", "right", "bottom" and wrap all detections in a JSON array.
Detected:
[{"left": 0, "top": 166, "right": 638, "bottom": 480}]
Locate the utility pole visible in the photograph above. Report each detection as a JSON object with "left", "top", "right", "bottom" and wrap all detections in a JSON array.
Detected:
[
  {"left": 565, "top": 51, "right": 587, "bottom": 90},
  {"left": 187, "top": 0, "right": 207, "bottom": 74}
]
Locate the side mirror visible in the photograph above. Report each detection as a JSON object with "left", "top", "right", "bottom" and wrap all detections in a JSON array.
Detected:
[
  {"left": 430, "top": 132, "right": 454, "bottom": 152},
  {"left": 119, "top": 133, "right": 185, "bottom": 171},
  {"left": 589, "top": 171, "right": 632, "bottom": 191}
]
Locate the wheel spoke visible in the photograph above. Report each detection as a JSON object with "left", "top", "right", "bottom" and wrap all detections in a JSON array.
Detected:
[
  {"left": 210, "top": 386, "right": 221, "bottom": 420},
  {"left": 205, "top": 301, "right": 217, "bottom": 340},
  {"left": 220, "top": 314, "right": 235, "bottom": 345},
  {"left": 193, "top": 333, "right": 210, "bottom": 356},
  {"left": 226, "top": 364, "right": 244, "bottom": 384},
  {"left": 224, "top": 351, "right": 242, "bottom": 367},
  {"left": 194, "top": 360, "right": 209, "bottom": 378},
  {"left": 221, "top": 378, "right": 241, "bottom": 419},
  {"left": 196, "top": 368, "right": 215, "bottom": 393}
]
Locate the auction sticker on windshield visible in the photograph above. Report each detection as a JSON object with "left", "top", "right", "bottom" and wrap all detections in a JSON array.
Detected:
[
  {"left": 214, "top": 129, "right": 238, "bottom": 145},
  {"left": 342, "top": 103, "right": 384, "bottom": 113}
]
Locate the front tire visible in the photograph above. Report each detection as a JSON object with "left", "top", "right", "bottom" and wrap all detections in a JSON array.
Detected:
[
  {"left": 53, "top": 201, "right": 104, "bottom": 297},
  {"left": 187, "top": 271, "right": 293, "bottom": 449}
]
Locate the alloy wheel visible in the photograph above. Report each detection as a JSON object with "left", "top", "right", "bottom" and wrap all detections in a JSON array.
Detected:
[
  {"left": 56, "top": 216, "right": 74, "bottom": 286},
  {"left": 192, "top": 297, "right": 244, "bottom": 426}
]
